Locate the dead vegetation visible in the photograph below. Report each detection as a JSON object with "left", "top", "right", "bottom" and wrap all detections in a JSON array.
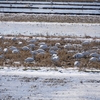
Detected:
[
  {"left": 0, "top": 14, "right": 100, "bottom": 23},
  {"left": 0, "top": 35, "right": 100, "bottom": 69}
]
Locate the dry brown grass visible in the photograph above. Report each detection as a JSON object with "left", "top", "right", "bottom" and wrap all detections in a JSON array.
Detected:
[
  {"left": 0, "top": 35, "right": 100, "bottom": 69},
  {"left": 0, "top": 14, "right": 100, "bottom": 23}
]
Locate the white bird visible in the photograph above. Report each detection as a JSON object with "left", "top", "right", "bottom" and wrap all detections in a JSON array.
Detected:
[
  {"left": 31, "top": 50, "right": 38, "bottom": 55},
  {"left": 90, "top": 52, "right": 99, "bottom": 57},
  {"left": 38, "top": 52, "right": 45, "bottom": 55},
  {"left": 50, "top": 46, "right": 59, "bottom": 51},
  {"left": 36, "top": 49, "right": 45, "bottom": 53},
  {"left": 9, "top": 46, "right": 17, "bottom": 51},
  {"left": 73, "top": 53, "right": 84, "bottom": 59},
  {"left": 49, "top": 50, "right": 57, "bottom": 55},
  {"left": 28, "top": 39, "right": 37, "bottom": 43},
  {"left": 98, "top": 57, "right": 100, "bottom": 61},
  {"left": 25, "top": 46, "right": 35, "bottom": 63},
  {"left": 28, "top": 43, "right": 35, "bottom": 47},
  {"left": 55, "top": 43, "right": 60, "bottom": 47},
  {"left": 22, "top": 46, "right": 29, "bottom": 51},
  {"left": 39, "top": 44, "right": 48, "bottom": 50},
  {"left": 0, "top": 35, "right": 4, "bottom": 40},
  {"left": 82, "top": 51, "right": 90, "bottom": 57},
  {"left": 89, "top": 57, "right": 97, "bottom": 62},
  {"left": 12, "top": 37, "right": 17, "bottom": 41},
  {"left": 0, "top": 54, "right": 4, "bottom": 59},
  {"left": 51, "top": 54, "right": 59, "bottom": 62},
  {"left": 0, "top": 48, "right": 2, "bottom": 52},
  {"left": 73, "top": 44, "right": 82, "bottom": 49},
  {"left": 64, "top": 43, "right": 72, "bottom": 49},
  {"left": 3, "top": 48, "right": 8, "bottom": 53},
  {"left": 18, "top": 41, "right": 23, "bottom": 45},
  {"left": 52, "top": 54, "right": 58, "bottom": 57},
  {"left": 12, "top": 49, "right": 19, "bottom": 54},
  {"left": 74, "top": 61, "right": 80, "bottom": 67},
  {"left": 25, "top": 57, "right": 34, "bottom": 63},
  {"left": 68, "top": 50, "right": 77, "bottom": 53},
  {"left": 27, "top": 44, "right": 35, "bottom": 50},
  {"left": 82, "top": 41, "right": 90, "bottom": 45},
  {"left": 39, "top": 42, "right": 46, "bottom": 46}
]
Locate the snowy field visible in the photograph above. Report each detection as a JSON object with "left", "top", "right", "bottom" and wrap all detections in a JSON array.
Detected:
[
  {"left": 0, "top": 1, "right": 99, "bottom": 15},
  {"left": 0, "top": 67, "right": 100, "bottom": 100},
  {"left": 0, "top": 21, "right": 100, "bottom": 100},
  {"left": 0, "top": 22, "right": 100, "bottom": 37}
]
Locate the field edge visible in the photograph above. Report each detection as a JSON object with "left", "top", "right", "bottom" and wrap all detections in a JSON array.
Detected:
[{"left": 0, "top": 13, "right": 100, "bottom": 23}]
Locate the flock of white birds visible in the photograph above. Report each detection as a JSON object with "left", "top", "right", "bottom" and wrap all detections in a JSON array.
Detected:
[{"left": 0, "top": 35, "right": 100, "bottom": 68}]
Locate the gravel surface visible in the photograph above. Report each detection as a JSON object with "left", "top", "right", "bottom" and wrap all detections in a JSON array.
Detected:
[{"left": 0, "top": 13, "right": 100, "bottom": 23}]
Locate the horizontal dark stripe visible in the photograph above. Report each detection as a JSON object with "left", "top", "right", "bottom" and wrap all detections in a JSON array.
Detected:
[
  {"left": 0, "top": 2, "right": 100, "bottom": 6},
  {"left": 0, "top": 6, "right": 100, "bottom": 10},
  {"left": 0, "top": 11, "right": 100, "bottom": 15}
]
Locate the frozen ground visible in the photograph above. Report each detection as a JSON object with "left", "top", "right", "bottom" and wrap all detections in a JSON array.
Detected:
[
  {"left": 0, "top": 13, "right": 100, "bottom": 23},
  {"left": 0, "top": 1, "right": 100, "bottom": 15},
  {"left": 0, "top": 21, "right": 100, "bottom": 100},
  {"left": 0, "top": 67, "right": 100, "bottom": 100},
  {"left": 0, "top": 22, "right": 100, "bottom": 37}
]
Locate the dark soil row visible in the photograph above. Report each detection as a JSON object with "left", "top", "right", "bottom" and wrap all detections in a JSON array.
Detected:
[
  {"left": 0, "top": 13, "right": 100, "bottom": 23},
  {"left": 0, "top": 35, "right": 100, "bottom": 69}
]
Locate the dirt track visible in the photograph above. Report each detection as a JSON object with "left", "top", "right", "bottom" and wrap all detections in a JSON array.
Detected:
[{"left": 0, "top": 13, "right": 100, "bottom": 23}]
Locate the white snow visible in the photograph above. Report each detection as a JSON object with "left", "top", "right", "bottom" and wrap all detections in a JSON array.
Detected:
[
  {"left": 1, "top": 8, "right": 99, "bottom": 15},
  {"left": 0, "top": 67, "right": 100, "bottom": 100},
  {"left": 0, "top": 4, "right": 90, "bottom": 8},
  {"left": 0, "top": 22, "right": 100, "bottom": 37},
  {"left": 0, "top": 21, "right": 100, "bottom": 100},
  {"left": 0, "top": 1, "right": 100, "bottom": 6}
]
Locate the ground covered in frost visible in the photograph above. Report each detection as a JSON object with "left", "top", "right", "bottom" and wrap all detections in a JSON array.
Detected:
[
  {"left": 0, "top": 21, "right": 100, "bottom": 100},
  {"left": 0, "top": 67, "right": 100, "bottom": 100},
  {"left": 0, "top": 22, "right": 100, "bottom": 37}
]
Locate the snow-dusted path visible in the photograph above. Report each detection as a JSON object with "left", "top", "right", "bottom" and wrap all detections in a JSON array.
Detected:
[
  {"left": 0, "top": 22, "right": 100, "bottom": 37},
  {"left": 0, "top": 67, "right": 100, "bottom": 100}
]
